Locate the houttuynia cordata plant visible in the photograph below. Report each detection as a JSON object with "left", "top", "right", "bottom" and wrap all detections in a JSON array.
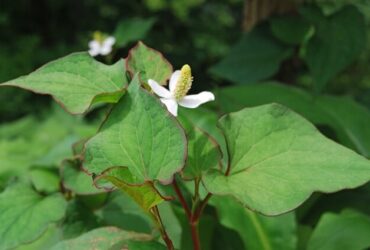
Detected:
[{"left": 1, "top": 41, "right": 370, "bottom": 250}]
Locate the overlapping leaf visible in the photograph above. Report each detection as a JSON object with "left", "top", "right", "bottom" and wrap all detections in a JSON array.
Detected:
[
  {"left": 203, "top": 104, "right": 370, "bottom": 215},
  {"left": 216, "top": 83, "right": 370, "bottom": 157},
  {"left": 126, "top": 42, "right": 173, "bottom": 85},
  {"left": 84, "top": 75, "right": 187, "bottom": 184},
  {"left": 1, "top": 53, "right": 127, "bottom": 114}
]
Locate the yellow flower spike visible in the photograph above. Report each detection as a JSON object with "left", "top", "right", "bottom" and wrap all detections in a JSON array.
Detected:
[
  {"left": 174, "top": 64, "right": 193, "bottom": 100},
  {"left": 92, "top": 31, "right": 104, "bottom": 43},
  {"left": 148, "top": 64, "right": 215, "bottom": 117}
]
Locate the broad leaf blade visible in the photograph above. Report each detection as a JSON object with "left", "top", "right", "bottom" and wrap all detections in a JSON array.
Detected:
[
  {"left": 1, "top": 53, "right": 127, "bottom": 114},
  {"left": 84, "top": 75, "right": 187, "bottom": 184},
  {"left": 0, "top": 184, "right": 67, "bottom": 249},
  {"left": 216, "top": 83, "right": 370, "bottom": 157},
  {"left": 204, "top": 104, "right": 370, "bottom": 215},
  {"left": 126, "top": 42, "right": 173, "bottom": 85}
]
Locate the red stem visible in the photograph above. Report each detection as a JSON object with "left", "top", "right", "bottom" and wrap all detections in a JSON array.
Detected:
[
  {"left": 172, "top": 179, "right": 192, "bottom": 220},
  {"left": 190, "top": 220, "right": 201, "bottom": 250},
  {"left": 192, "top": 193, "right": 213, "bottom": 222},
  {"left": 173, "top": 179, "right": 214, "bottom": 250}
]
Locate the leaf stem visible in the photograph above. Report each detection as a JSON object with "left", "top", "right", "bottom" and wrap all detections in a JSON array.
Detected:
[
  {"left": 172, "top": 179, "right": 192, "bottom": 220},
  {"left": 190, "top": 219, "right": 201, "bottom": 250},
  {"left": 151, "top": 206, "right": 174, "bottom": 250},
  {"left": 173, "top": 178, "right": 214, "bottom": 250},
  {"left": 192, "top": 193, "right": 212, "bottom": 222}
]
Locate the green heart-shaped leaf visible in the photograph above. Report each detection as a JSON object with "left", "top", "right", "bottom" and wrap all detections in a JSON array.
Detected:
[
  {"left": 126, "top": 42, "right": 173, "bottom": 85},
  {"left": 0, "top": 184, "right": 67, "bottom": 249},
  {"left": 216, "top": 83, "right": 370, "bottom": 158},
  {"left": 203, "top": 104, "right": 370, "bottom": 215},
  {"left": 84, "top": 75, "right": 186, "bottom": 184},
  {"left": 1, "top": 53, "right": 127, "bottom": 114}
]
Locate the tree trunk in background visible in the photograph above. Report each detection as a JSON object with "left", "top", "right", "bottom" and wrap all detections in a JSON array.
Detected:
[{"left": 242, "top": 0, "right": 303, "bottom": 31}]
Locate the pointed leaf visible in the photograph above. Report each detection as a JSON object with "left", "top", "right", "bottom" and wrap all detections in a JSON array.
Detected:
[
  {"left": 203, "top": 104, "right": 370, "bottom": 215},
  {"left": 84, "top": 75, "right": 186, "bottom": 184},
  {"left": 0, "top": 184, "right": 67, "bottom": 249},
  {"left": 216, "top": 83, "right": 370, "bottom": 158},
  {"left": 126, "top": 42, "right": 173, "bottom": 85},
  {"left": 1, "top": 53, "right": 127, "bottom": 114}
]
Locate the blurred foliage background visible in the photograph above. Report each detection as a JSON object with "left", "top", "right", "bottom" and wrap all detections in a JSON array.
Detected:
[{"left": 1, "top": 0, "right": 370, "bottom": 121}]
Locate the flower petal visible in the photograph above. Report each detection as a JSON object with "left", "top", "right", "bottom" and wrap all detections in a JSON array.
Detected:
[
  {"left": 104, "top": 36, "right": 116, "bottom": 47},
  {"left": 169, "top": 70, "right": 181, "bottom": 93},
  {"left": 178, "top": 91, "right": 215, "bottom": 108},
  {"left": 160, "top": 98, "right": 178, "bottom": 116},
  {"left": 88, "top": 41, "right": 101, "bottom": 56},
  {"left": 100, "top": 43, "right": 113, "bottom": 55},
  {"left": 148, "top": 79, "right": 172, "bottom": 98},
  {"left": 88, "top": 40, "right": 100, "bottom": 50}
]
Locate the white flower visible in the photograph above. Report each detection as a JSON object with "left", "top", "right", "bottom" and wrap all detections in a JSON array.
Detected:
[
  {"left": 148, "top": 64, "right": 215, "bottom": 116},
  {"left": 88, "top": 33, "right": 116, "bottom": 57}
]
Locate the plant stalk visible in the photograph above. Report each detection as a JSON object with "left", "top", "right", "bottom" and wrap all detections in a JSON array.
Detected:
[
  {"left": 173, "top": 178, "right": 213, "bottom": 250},
  {"left": 172, "top": 179, "right": 192, "bottom": 220},
  {"left": 190, "top": 220, "right": 201, "bottom": 250}
]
